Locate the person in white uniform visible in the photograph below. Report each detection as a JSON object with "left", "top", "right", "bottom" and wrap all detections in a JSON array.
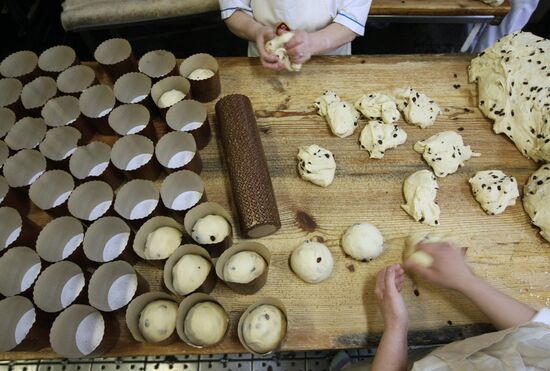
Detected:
[{"left": 219, "top": 0, "right": 371, "bottom": 70}]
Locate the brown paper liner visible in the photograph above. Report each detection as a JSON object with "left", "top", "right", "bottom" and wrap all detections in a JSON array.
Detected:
[
  {"left": 150, "top": 76, "right": 192, "bottom": 116},
  {"left": 0, "top": 175, "right": 31, "bottom": 215},
  {"left": 79, "top": 84, "right": 116, "bottom": 135},
  {"left": 111, "top": 134, "right": 162, "bottom": 181},
  {"left": 94, "top": 38, "right": 137, "bottom": 82},
  {"left": 0, "top": 207, "right": 40, "bottom": 251},
  {"left": 38, "top": 45, "right": 78, "bottom": 78},
  {"left": 69, "top": 142, "right": 124, "bottom": 190},
  {"left": 113, "top": 72, "right": 152, "bottom": 105},
  {"left": 125, "top": 291, "right": 179, "bottom": 344},
  {"left": 39, "top": 126, "right": 82, "bottom": 170},
  {"left": 83, "top": 216, "right": 134, "bottom": 263},
  {"left": 215, "top": 242, "right": 270, "bottom": 294},
  {"left": 160, "top": 170, "right": 207, "bottom": 223},
  {"left": 0, "top": 107, "right": 16, "bottom": 139},
  {"left": 113, "top": 179, "right": 161, "bottom": 230},
  {"left": 215, "top": 94, "right": 281, "bottom": 238},
  {"left": 0, "top": 246, "right": 41, "bottom": 297},
  {"left": 165, "top": 99, "right": 211, "bottom": 150},
  {"left": 56, "top": 65, "right": 98, "bottom": 96},
  {"left": 175, "top": 293, "right": 229, "bottom": 348},
  {"left": 133, "top": 216, "right": 184, "bottom": 263},
  {"left": 2, "top": 149, "right": 47, "bottom": 189},
  {"left": 163, "top": 244, "right": 217, "bottom": 297},
  {"left": 49, "top": 304, "right": 119, "bottom": 358},
  {"left": 178, "top": 54, "right": 221, "bottom": 103},
  {"left": 0, "top": 51, "right": 38, "bottom": 84},
  {"left": 0, "top": 78, "right": 24, "bottom": 119},
  {"left": 155, "top": 131, "right": 202, "bottom": 174},
  {"left": 5, "top": 117, "right": 47, "bottom": 152},
  {"left": 35, "top": 216, "right": 85, "bottom": 263},
  {"left": 138, "top": 50, "right": 177, "bottom": 82},
  {"left": 20, "top": 76, "right": 58, "bottom": 117},
  {"left": 28, "top": 170, "right": 75, "bottom": 218},
  {"left": 237, "top": 297, "right": 288, "bottom": 355},
  {"left": 67, "top": 180, "right": 114, "bottom": 223},
  {"left": 183, "top": 202, "right": 233, "bottom": 258},
  {"left": 108, "top": 103, "right": 156, "bottom": 141},
  {"left": 41, "top": 95, "right": 94, "bottom": 142}
]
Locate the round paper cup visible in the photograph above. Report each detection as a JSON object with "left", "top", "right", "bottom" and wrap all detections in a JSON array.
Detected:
[
  {"left": 0, "top": 207, "right": 40, "bottom": 251},
  {"left": 79, "top": 84, "right": 116, "bottom": 135},
  {"left": 29, "top": 170, "right": 74, "bottom": 217},
  {"left": 184, "top": 202, "right": 233, "bottom": 258},
  {"left": 69, "top": 141, "right": 123, "bottom": 189},
  {"left": 138, "top": 50, "right": 177, "bottom": 81},
  {"left": 21, "top": 76, "right": 57, "bottom": 116},
  {"left": 165, "top": 100, "right": 211, "bottom": 149},
  {"left": 83, "top": 216, "right": 132, "bottom": 263},
  {"left": 5, "top": 117, "right": 47, "bottom": 152},
  {"left": 0, "top": 78, "right": 23, "bottom": 118},
  {"left": 3, "top": 149, "right": 46, "bottom": 188},
  {"left": 113, "top": 72, "right": 152, "bottom": 105},
  {"left": 160, "top": 170, "right": 206, "bottom": 219},
  {"left": 33, "top": 261, "right": 86, "bottom": 313},
  {"left": 0, "top": 175, "right": 31, "bottom": 214},
  {"left": 38, "top": 45, "right": 78, "bottom": 77},
  {"left": 94, "top": 38, "right": 137, "bottom": 82},
  {"left": 114, "top": 179, "right": 160, "bottom": 229},
  {"left": 179, "top": 53, "right": 220, "bottom": 103},
  {"left": 41, "top": 95, "right": 93, "bottom": 141},
  {"left": 56, "top": 64, "right": 97, "bottom": 96},
  {"left": 133, "top": 216, "right": 184, "bottom": 262},
  {"left": 108, "top": 103, "right": 155, "bottom": 140},
  {"left": 39, "top": 126, "right": 82, "bottom": 166},
  {"left": 36, "top": 216, "right": 84, "bottom": 263},
  {"left": 111, "top": 134, "right": 161, "bottom": 180},
  {"left": 0, "top": 51, "right": 38, "bottom": 83},
  {"left": 155, "top": 131, "right": 202, "bottom": 173},
  {"left": 150, "top": 76, "right": 191, "bottom": 116},
  {"left": 0, "top": 246, "right": 41, "bottom": 297},
  {"left": 0, "top": 107, "right": 16, "bottom": 138},
  {"left": 67, "top": 180, "right": 114, "bottom": 222},
  {"left": 163, "top": 244, "right": 217, "bottom": 297},
  {"left": 0, "top": 296, "right": 42, "bottom": 352},
  {"left": 176, "top": 293, "right": 229, "bottom": 348}
]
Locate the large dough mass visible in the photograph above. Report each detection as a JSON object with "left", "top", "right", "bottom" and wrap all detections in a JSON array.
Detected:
[
  {"left": 523, "top": 164, "right": 550, "bottom": 243},
  {"left": 297, "top": 144, "right": 336, "bottom": 187},
  {"left": 359, "top": 120, "right": 407, "bottom": 159},
  {"left": 469, "top": 170, "right": 519, "bottom": 215},
  {"left": 314, "top": 91, "right": 360, "bottom": 138},
  {"left": 401, "top": 170, "right": 440, "bottom": 226}
]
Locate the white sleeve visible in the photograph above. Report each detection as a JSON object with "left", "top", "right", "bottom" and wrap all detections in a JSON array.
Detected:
[
  {"left": 531, "top": 308, "right": 550, "bottom": 326},
  {"left": 219, "top": 0, "right": 253, "bottom": 19},
  {"left": 334, "top": 0, "right": 372, "bottom": 36}
]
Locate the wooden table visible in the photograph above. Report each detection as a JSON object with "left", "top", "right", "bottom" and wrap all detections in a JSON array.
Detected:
[
  {"left": 4, "top": 55, "right": 549, "bottom": 360},
  {"left": 370, "top": 0, "right": 510, "bottom": 18}
]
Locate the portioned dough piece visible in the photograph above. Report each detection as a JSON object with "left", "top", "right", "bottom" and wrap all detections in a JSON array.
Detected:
[
  {"left": 172, "top": 254, "right": 211, "bottom": 295},
  {"left": 401, "top": 170, "right": 440, "bottom": 226},
  {"left": 469, "top": 170, "right": 519, "bottom": 215},
  {"left": 314, "top": 91, "right": 359, "bottom": 138},
  {"left": 355, "top": 93, "right": 400, "bottom": 124},
  {"left": 359, "top": 120, "right": 407, "bottom": 159},
  {"left": 479, "top": 0, "right": 505, "bottom": 7},
  {"left": 290, "top": 240, "right": 333, "bottom": 284},
  {"left": 341, "top": 223, "right": 384, "bottom": 261},
  {"left": 242, "top": 304, "right": 286, "bottom": 354},
  {"left": 523, "top": 164, "right": 550, "bottom": 243},
  {"left": 297, "top": 144, "right": 336, "bottom": 187},
  {"left": 158, "top": 89, "right": 185, "bottom": 108},
  {"left": 138, "top": 300, "right": 178, "bottom": 343},
  {"left": 144, "top": 227, "right": 182, "bottom": 260},
  {"left": 191, "top": 215, "right": 231, "bottom": 244},
  {"left": 184, "top": 301, "right": 228, "bottom": 346},
  {"left": 265, "top": 32, "right": 302, "bottom": 72},
  {"left": 402, "top": 233, "right": 453, "bottom": 268},
  {"left": 223, "top": 251, "right": 266, "bottom": 284},
  {"left": 188, "top": 68, "right": 214, "bottom": 81},
  {"left": 414, "top": 131, "right": 480, "bottom": 177},
  {"left": 393, "top": 87, "right": 441, "bottom": 128}
]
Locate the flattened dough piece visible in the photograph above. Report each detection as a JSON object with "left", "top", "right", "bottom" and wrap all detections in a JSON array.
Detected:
[
  {"left": 297, "top": 144, "right": 336, "bottom": 187},
  {"left": 414, "top": 131, "right": 480, "bottom": 177},
  {"left": 265, "top": 32, "right": 302, "bottom": 72},
  {"left": 523, "top": 164, "right": 550, "bottom": 243},
  {"left": 479, "top": 0, "right": 504, "bottom": 5},
  {"left": 401, "top": 170, "right": 440, "bottom": 226},
  {"left": 359, "top": 120, "right": 407, "bottom": 159},
  {"left": 469, "top": 170, "right": 519, "bottom": 215},
  {"left": 393, "top": 87, "right": 441, "bottom": 128},
  {"left": 354, "top": 93, "right": 400, "bottom": 124},
  {"left": 314, "top": 91, "right": 359, "bottom": 138}
]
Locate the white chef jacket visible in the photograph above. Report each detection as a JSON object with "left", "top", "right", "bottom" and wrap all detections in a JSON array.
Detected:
[{"left": 219, "top": 0, "right": 371, "bottom": 57}]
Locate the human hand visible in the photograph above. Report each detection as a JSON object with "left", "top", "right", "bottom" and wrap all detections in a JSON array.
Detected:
[
  {"left": 255, "top": 26, "right": 283, "bottom": 71},
  {"left": 375, "top": 264, "right": 409, "bottom": 332},
  {"left": 284, "top": 30, "right": 315, "bottom": 65}
]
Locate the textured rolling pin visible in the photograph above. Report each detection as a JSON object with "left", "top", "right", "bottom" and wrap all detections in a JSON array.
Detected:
[{"left": 215, "top": 94, "right": 281, "bottom": 238}]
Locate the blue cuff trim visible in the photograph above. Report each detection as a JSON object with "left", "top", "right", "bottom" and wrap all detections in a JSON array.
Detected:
[{"left": 336, "top": 11, "right": 365, "bottom": 29}]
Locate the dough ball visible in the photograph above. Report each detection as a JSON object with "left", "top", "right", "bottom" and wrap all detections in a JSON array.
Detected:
[
  {"left": 265, "top": 32, "right": 302, "bottom": 72},
  {"left": 414, "top": 131, "right": 480, "bottom": 177},
  {"left": 144, "top": 226, "right": 182, "bottom": 260},
  {"left": 341, "top": 223, "right": 384, "bottom": 261},
  {"left": 172, "top": 254, "right": 211, "bottom": 295},
  {"left": 393, "top": 87, "right": 440, "bottom": 128},
  {"left": 223, "top": 251, "right": 266, "bottom": 284},
  {"left": 290, "top": 240, "right": 333, "bottom": 284},
  {"left": 241, "top": 304, "right": 286, "bottom": 354},
  {"left": 355, "top": 93, "right": 400, "bottom": 124},
  {"left": 359, "top": 120, "right": 407, "bottom": 159},
  {"left": 158, "top": 89, "right": 186, "bottom": 108},
  {"left": 184, "top": 301, "right": 228, "bottom": 346},
  {"left": 138, "top": 300, "right": 178, "bottom": 343},
  {"left": 402, "top": 233, "right": 456, "bottom": 268},
  {"left": 469, "top": 170, "right": 519, "bottom": 215},
  {"left": 297, "top": 144, "right": 336, "bottom": 187},
  {"left": 314, "top": 91, "right": 359, "bottom": 138},
  {"left": 191, "top": 215, "right": 231, "bottom": 244},
  {"left": 401, "top": 170, "right": 440, "bottom": 226},
  {"left": 188, "top": 68, "right": 215, "bottom": 81},
  {"left": 523, "top": 164, "right": 550, "bottom": 242}
]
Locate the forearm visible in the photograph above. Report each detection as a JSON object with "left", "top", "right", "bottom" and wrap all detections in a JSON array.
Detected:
[
  {"left": 224, "top": 11, "right": 263, "bottom": 42},
  {"left": 372, "top": 326, "right": 408, "bottom": 371},
  {"left": 309, "top": 23, "right": 357, "bottom": 55}
]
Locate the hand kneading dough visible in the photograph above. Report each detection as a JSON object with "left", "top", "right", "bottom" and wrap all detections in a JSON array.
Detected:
[
  {"left": 188, "top": 68, "right": 215, "bottom": 80},
  {"left": 172, "top": 254, "right": 211, "bottom": 295},
  {"left": 402, "top": 234, "right": 448, "bottom": 268},
  {"left": 393, "top": 87, "right": 440, "bottom": 128},
  {"left": 191, "top": 215, "right": 231, "bottom": 244},
  {"left": 223, "top": 251, "right": 266, "bottom": 284},
  {"left": 265, "top": 32, "right": 302, "bottom": 72},
  {"left": 469, "top": 170, "right": 519, "bottom": 215},
  {"left": 144, "top": 226, "right": 182, "bottom": 259},
  {"left": 469, "top": 32, "right": 550, "bottom": 163},
  {"left": 401, "top": 170, "right": 440, "bottom": 226},
  {"left": 184, "top": 301, "right": 228, "bottom": 346},
  {"left": 359, "top": 120, "right": 407, "bottom": 159},
  {"left": 523, "top": 164, "right": 550, "bottom": 243},
  {"left": 314, "top": 91, "right": 359, "bottom": 138},
  {"left": 242, "top": 304, "right": 286, "bottom": 354},
  {"left": 139, "top": 300, "right": 178, "bottom": 343},
  {"left": 290, "top": 240, "right": 333, "bottom": 283},
  {"left": 414, "top": 131, "right": 480, "bottom": 177},
  {"left": 355, "top": 93, "right": 400, "bottom": 124},
  {"left": 297, "top": 144, "right": 336, "bottom": 187},
  {"left": 341, "top": 223, "right": 384, "bottom": 261},
  {"left": 158, "top": 89, "right": 186, "bottom": 108}
]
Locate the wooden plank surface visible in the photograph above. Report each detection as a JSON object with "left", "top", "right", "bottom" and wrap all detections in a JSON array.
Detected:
[
  {"left": 369, "top": 0, "right": 510, "bottom": 16},
  {"left": 4, "top": 55, "right": 549, "bottom": 360}
]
